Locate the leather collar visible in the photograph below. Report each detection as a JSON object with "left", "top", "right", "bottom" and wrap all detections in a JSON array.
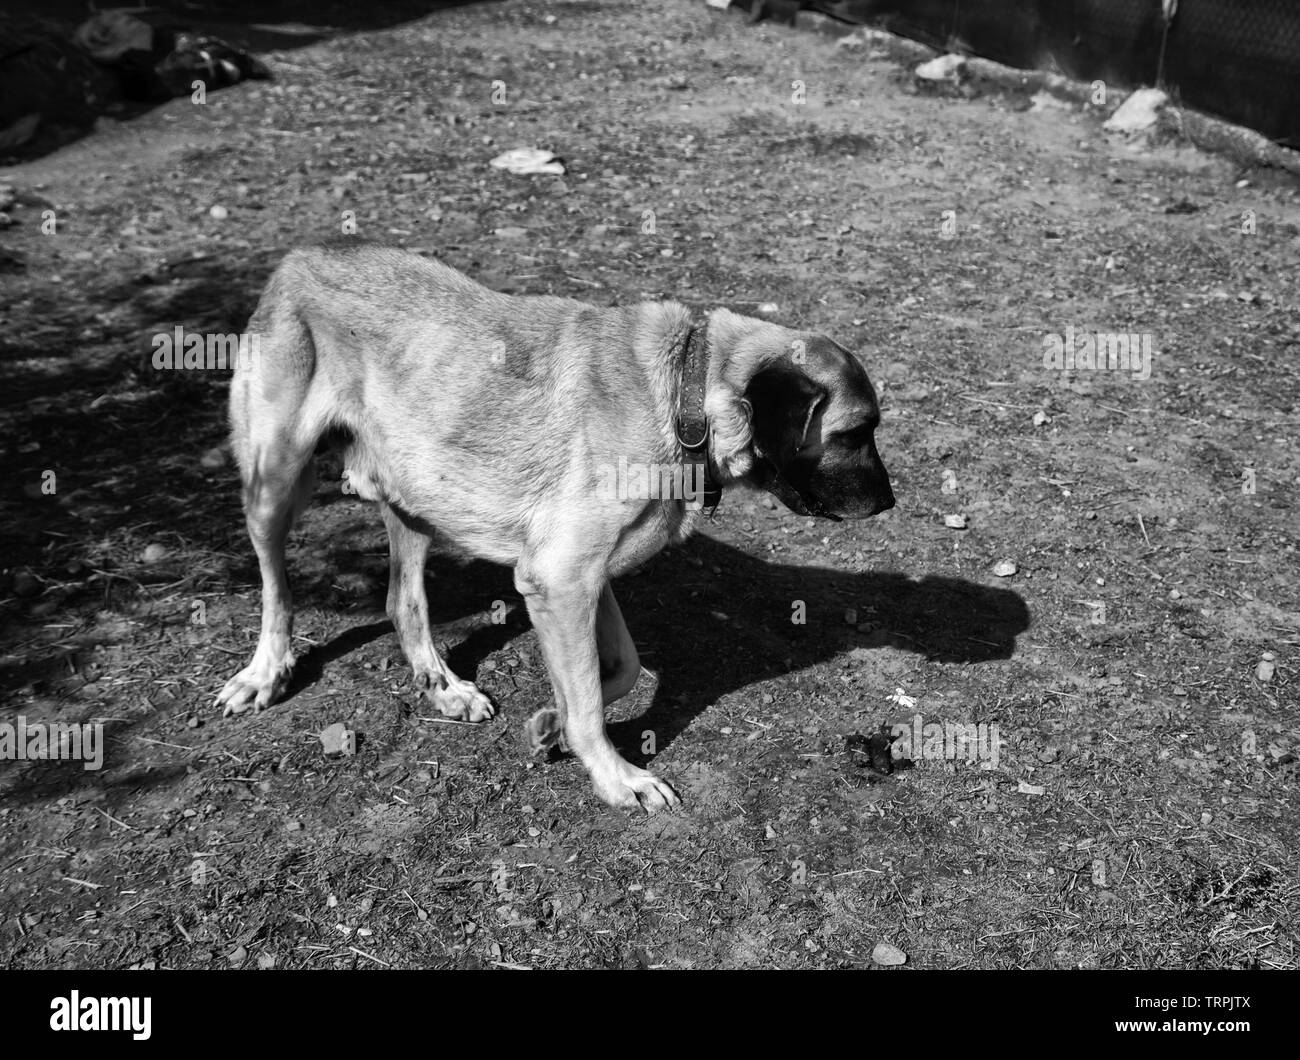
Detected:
[{"left": 675, "top": 317, "right": 722, "bottom": 513}]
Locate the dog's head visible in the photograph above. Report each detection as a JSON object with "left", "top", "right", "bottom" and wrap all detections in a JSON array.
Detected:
[{"left": 708, "top": 317, "right": 894, "bottom": 521}]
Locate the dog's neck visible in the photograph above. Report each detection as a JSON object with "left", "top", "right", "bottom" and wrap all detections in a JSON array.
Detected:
[{"left": 674, "top": 316, "right": 722, "bottom": 513}]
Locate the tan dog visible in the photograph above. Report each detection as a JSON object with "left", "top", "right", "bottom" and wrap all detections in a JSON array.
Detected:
[{"left": 217, "top": 242, "right": 894, "bottom": 811}]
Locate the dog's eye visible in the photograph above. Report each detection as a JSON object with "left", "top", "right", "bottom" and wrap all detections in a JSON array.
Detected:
[{"left": 835, "top": 424, "right": 874, "bottom": 446}]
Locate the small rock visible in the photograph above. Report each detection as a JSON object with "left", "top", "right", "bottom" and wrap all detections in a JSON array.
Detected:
[
  {"left": 228, "top": 945, "right": 247, "bottom": 964},
  {"left": 756, "top": 302, "right": 779, "bottom": 317},
  {"left": 1017, "top": 780, "right": 1046, "bottom": 796},
  {"left": 844, "top": 607, "right": 858, "bottom": 625},
  {"left": 1103, "top": 87, "right": 1168, "bottom": 133},
  {"left": 887, "top": 687, "right": 917, "bottom": 710},
  {"left": 488, "top": 148, "right": 565, "bottom": 176},
  {"left": 871, "top": 942, "right": 908, "bottom": 966},
  {"left": 141, "top": 543, "right": 167, "bottom": 564},
  {"left": 992, "top": 559, "right": 1017, "bottom": 577},
  {"left": 1256, "top": 653, "right": 1275, "bottom": 683},
  {"left": 1032, "top": 410, "right": 1049, "bottom": 427},
  {"left": 1200, "top": 811, "right": 1212, "bottom": 827},
  {"left": 943, "top": 514, "right": 968, "bottom": 529},
  {"left": 320, "top": 722, "right": 356, "bottom": 756},
  {"left": 209, "top": 204, "right": 229, "bottom": 220},
  {"left": 257, "top": 952, "right": 276, "bottom": 970},
  {"left": 915, "top": 54, "right": 965, "bottom": 82}
]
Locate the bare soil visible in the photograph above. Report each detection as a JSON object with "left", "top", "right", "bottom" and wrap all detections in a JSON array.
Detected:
[{"left": 0, "top": 0, "right": 1297, "bottom": 969}]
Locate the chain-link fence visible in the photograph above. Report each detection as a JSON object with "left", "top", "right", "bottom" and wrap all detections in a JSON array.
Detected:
[{"left": 813, "top": 0, "right": 1300, "bottom": 148}]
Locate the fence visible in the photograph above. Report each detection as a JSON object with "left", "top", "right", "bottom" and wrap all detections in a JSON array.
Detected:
[{"left": 808, "top": 0, "right": 1300, "bottom": 148}]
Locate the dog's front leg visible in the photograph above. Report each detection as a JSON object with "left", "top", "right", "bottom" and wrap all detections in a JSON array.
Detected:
[{"left": 516, "top": 561, "right": 678, "bottom": 812}]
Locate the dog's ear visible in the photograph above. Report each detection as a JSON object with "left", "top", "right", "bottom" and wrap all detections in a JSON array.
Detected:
[
  {"left": 706, "top": 381, "right": 755, "bottom": 480},
  {"left": 745, "top": 364, "right": 827, "bottom": 469}
]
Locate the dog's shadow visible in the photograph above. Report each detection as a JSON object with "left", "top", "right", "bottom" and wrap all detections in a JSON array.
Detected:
[
  {"left": 297, "top": 530, "right": 1030, "bottom": 761},
  {"left": 605, "top": 533, "right": 1031, "bottom": 763}
]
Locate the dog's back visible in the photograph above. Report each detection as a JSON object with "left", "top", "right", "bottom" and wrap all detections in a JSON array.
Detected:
[{"left": 231, "top": 243, "right": 686, "bottom": 561}]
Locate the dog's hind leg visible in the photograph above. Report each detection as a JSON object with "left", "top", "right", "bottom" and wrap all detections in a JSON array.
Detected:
[
  {"left": 380, "top": 503, "right": 494, "bottom": 723},
  {"left": 217, "top": 296, "right": 320, "bottom": 715},
  {"left": 595, "top": 585, "right": 640, "bottom": 705},
  {"left": 217, "top": 445, "right": 315, "bottom": 715}
]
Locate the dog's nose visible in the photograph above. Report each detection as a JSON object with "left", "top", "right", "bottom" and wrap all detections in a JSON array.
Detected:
[{"left": 876, "top": 489, "right": 896, "bottom": 514}]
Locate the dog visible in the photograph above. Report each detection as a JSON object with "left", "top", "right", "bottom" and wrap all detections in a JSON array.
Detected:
[{"left": 217, "top": 242, "right": 895, "bottom": 811}]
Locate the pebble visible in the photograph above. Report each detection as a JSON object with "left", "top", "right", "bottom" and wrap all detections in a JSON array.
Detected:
[
  {"left": 320, "top": 722, "right": 356, "bottom": 756},
  {"left": 141, "top": 543, "right": 167, "bottom": 564},
  {"left": 1256, "top": 652, "right": 1275, "bottom": 683},
  {"left": 992, "top": 559, "right": 1017, "bottom": 577},
  {"left": 209, "top": 204, "right": 228, "bottom": 220},
  {"left": 944, "top": 514, "right": 968, "bottom": 529},
  {"left": 871, "top": 942, "right": 907, "bottom": 966}
]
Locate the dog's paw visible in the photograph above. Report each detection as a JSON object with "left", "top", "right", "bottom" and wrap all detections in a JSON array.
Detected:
[
  {"left": 526, "top": 708, "right": 568, "bottom": 757},
  {"left": 592, "top": 760, "right": 680, "bottom": 814},
  {"left": 216, "top": 651, "right": 295, "bottom": 716},
  {"left": 419, "top": 671, "right": 495, "bottom": 722}
]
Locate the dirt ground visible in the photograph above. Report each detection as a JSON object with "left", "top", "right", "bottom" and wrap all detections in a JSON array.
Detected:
[{"left": 1, "top": 0, "right": 1297, "bottom": 970}]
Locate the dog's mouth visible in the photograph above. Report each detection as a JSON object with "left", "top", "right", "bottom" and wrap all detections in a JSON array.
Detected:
[
  {"left": 792, "top": 487, "right": 843, "bottom": 522},
  {"left": 760, "top": 460, "right": 843, "bottom": 521}
]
